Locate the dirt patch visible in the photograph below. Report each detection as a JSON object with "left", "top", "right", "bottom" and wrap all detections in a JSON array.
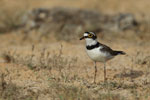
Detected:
[{"left": 0, "top": 0, "right": 150, "bottom": 100}]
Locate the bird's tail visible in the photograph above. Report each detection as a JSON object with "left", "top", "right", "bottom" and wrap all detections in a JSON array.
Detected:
[{"left": 113, "top": 51, "right": 126, "bottom": 55}]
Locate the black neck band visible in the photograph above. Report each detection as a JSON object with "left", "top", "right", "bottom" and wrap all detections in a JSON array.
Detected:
[{"left": 86, "top": 42, "right": 100, "bottom": 50}]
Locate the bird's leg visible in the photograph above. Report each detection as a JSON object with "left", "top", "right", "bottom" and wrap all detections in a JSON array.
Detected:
[
  {"left": 94, "top": 61, "right": 97, "bottom": 83},
  {"left": 104, "top": 62, "right": 107, "bottom": 83}
]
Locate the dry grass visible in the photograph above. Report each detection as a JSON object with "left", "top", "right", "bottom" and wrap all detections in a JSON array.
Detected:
[
  {"left": 1, "top": 44, "right": 150, "bottom": 100},
  {"left": 0, "top": 0, "right": 150, "bottom": 100},
  {"left": 0, "top": 73, "right": 40, "bottom": 100}
]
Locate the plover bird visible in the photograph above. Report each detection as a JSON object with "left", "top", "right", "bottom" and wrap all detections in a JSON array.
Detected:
[{"left": 80, "top": 32, "right": 125, "bottom": 83}]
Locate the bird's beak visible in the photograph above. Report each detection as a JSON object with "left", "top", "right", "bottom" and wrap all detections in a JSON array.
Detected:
[{"left": 80, "top": 36, "right": 85, "bottom": 40}]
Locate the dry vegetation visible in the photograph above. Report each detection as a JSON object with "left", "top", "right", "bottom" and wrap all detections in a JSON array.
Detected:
[{"left": 0, "top": 0, "right": 150, "bottom": 100}]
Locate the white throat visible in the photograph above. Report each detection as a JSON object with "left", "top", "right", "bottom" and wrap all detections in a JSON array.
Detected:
[{"left": 85, "top": 38, "right": 98, "bottom": 46}]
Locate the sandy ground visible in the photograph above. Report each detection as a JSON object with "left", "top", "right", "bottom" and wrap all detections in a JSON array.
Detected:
[
  {"left": 0, "top": 32, "right": 149, "bottom": 99},
  {"left": 0, "top": 0, "right": 150, "bottom": 100}
]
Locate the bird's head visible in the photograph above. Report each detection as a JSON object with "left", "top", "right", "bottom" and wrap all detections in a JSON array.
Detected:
[{"left": 80, "top": 32, "right": 97, "bottom": 40}]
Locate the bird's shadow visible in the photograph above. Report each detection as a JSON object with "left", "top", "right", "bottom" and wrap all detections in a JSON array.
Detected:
[{"left": 114, "top": 70, "right": 144, "bottom": 79}]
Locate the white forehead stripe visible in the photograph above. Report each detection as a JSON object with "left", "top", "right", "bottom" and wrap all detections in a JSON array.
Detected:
[
  {"left": 89, "top": 32, "right": 95, "bottom": 35},
  {"left": 83, "top": 32, "right": 96, "bottom": 37},
  {"left": 84, "top": 33, "right": 88, "bottom": 36}
]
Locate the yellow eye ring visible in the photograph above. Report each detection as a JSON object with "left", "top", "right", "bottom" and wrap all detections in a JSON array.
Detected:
[{"left": 88, "top": 34, "right": 93, "bottom": 38}]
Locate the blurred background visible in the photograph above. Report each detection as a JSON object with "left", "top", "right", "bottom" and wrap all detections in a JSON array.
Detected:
[
  {"left": 0, "top": 0, "right": 150, "bottom": 100},
  {"left": 0, "top": 0, "right": 150, "bottom": 42}
]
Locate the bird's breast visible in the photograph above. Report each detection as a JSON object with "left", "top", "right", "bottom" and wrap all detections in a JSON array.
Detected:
[{"left": 86, "top": 47, "right": 113, "bottom": 62}]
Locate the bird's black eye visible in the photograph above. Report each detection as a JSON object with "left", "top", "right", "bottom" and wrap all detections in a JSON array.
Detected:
[{"left": 88, "top": 34, "right": 93, "bottom": 38}]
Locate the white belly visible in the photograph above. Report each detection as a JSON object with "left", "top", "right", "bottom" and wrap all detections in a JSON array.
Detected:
[{"left": 86, "top": 47, "right": 113, "bottom": 62}]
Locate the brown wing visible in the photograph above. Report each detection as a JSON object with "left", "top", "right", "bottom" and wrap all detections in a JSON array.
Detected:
[
  {"left": 100, "top": 43, "right": 125, "bottom": 56},
  {"left": 100, "top": 43, "right": 114, "bottom": 54}
]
